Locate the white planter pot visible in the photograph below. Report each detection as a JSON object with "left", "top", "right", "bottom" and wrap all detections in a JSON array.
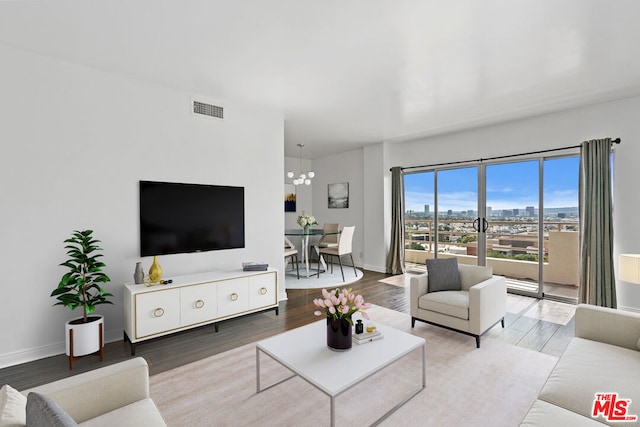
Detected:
[{"left": 65, "top": 315, "right": 104, "bottom": 357}]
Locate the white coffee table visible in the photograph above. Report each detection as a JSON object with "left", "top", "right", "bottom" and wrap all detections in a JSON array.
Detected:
[{"left": 256, "top": 320, "right": 426, "bottom": 426}]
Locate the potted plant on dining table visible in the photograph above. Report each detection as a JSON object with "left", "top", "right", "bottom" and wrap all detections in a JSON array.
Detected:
[
  {"left": 297, "top": 213, "right": 318, "bottom": 233},
  {"left": 313, "top": 288, "right": 370, "bottom": 351}
]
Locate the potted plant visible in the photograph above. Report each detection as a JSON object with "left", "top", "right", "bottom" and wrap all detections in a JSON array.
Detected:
[
  {"left": 297, "top": 213, "right": 318, "bottom": 232},
  {"left": 51, "top": 229, "right": 112, "bottom": 369},
  {"left": 313, "top": 288, "right": 370, "bottom": 350}
]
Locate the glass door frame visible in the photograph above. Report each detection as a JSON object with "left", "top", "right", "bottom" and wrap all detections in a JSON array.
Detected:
[
  {"left": 404, "top": 151, "right": 580, "bottom": 301},
  {"left": 480, "top": 158, "right": 544, "bottom": 299},
  {"left": 432, "top": 164, "right": 479, "bottom": 261}
]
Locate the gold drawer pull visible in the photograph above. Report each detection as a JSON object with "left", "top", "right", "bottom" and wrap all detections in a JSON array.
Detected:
[
  {"left": 230, "top": 293, "right": 239, "bottom": 301},
  {"left": 153, "top": 307, "right": 165, "bottom": 318},
  {"left": 195, "top": 299, "right": 205, "bottom": 309},
  {"left": 260, "top": 287, "right": 268, "bottom": 295}
]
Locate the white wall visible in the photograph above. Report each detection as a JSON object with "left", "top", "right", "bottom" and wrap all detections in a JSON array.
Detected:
[
  {"left": 309, "top": 149, "right": 365, "bottom": 267},
  {"left": 362, "top": 144, "right": 387, "bottom": 272},
  {"left": 0, "top": 44, "right": 285, "bottom": 367},
  {"left": 372, "top": 96, "right": 640, "bottom": 311}
]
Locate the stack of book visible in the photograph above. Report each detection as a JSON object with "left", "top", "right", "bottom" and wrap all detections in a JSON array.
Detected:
[
  {"left": 242, "top": 262, "right": 269, "bottom": 271},
  {"left": 352, "top": 330, "right": 383, "bottom": 345}
]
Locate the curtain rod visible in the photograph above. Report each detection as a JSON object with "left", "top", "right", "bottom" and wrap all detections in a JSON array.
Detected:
[{"left": 392, "top": 138, "right": 621, "bottom": 172}]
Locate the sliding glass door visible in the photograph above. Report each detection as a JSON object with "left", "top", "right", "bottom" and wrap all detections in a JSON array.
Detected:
[
  {"left": 404, "top": 171, "right": 435, "bottom": 268},
  {"left": 435, "top": 167, "right": 479, "bottom": 264},
  {"left": 403, "top": 154, "right": 580, "bottom": 302},
  {"left": 542, "top": 157, "right": 579, "bottom": 301},
  {"left": 403, "top": 167, "right": 478, "bottom": 269},
  {"left": 485, "top": 161, "right": 541, "bottom": 296}
]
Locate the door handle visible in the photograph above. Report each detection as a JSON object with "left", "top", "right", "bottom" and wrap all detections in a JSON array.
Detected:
[{"left": 473, "top": 218, "right": 489, "bottom": 233}]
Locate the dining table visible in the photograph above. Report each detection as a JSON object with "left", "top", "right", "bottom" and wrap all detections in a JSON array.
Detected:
[{"left": 284, "top": 228, "right": 340, "bottom": 277}]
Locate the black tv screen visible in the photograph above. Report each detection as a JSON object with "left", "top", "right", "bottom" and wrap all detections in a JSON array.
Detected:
[{"left": 139, "top": 181, "right": 245, "bottom": 256}]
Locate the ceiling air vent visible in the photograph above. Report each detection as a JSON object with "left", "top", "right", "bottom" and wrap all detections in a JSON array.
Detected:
[{"left": 193, "top": 100, "right": 224, "bottom": 119}]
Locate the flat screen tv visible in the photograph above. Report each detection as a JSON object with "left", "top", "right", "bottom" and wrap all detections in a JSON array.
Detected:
[{"left": 139, "top": 181, "right": 245, "bottom": 257}]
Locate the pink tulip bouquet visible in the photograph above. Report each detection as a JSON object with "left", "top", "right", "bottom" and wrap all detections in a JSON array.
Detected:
[{"left": 313, "top": 288, "right": 371, "bottom": 325}]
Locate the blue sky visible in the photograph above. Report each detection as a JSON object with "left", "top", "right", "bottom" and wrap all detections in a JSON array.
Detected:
[{"left": 404, "top": 156, "right": 579, "bottom": 212}]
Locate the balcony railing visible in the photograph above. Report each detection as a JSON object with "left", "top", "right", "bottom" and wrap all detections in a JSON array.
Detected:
[{"left": 404, "top": 218, "right": 579, "bottom": 290}]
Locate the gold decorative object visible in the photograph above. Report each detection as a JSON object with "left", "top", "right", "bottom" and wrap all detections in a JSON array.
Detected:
[{"left": 149, "top": 256, "right": 163, "bottom": 283}]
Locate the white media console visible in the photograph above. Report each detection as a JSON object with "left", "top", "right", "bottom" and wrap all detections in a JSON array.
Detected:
[{"left": 123, "top": 268, "right": 278, "bottom": 355}]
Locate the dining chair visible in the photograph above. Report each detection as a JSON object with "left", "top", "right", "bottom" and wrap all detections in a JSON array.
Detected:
[
  {"left": 317, "top": 226, "right": 356, "bottom": 282},
  {"left": 284, "top": 237, "right": 299, "bottom": 279},
  {"left": 316, "top": 223, "right": 340, "bottom": 248},
  {"left": 311, "top": 223, "right": 339, "bottom": 265}
]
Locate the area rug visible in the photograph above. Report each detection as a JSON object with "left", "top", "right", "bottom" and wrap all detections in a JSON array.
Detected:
[
  {"left": 149, "top": 305, "right": 558, "bottom": 426},
  {"left": 284, "top": 261, "right": 362, "bottom": 289}
]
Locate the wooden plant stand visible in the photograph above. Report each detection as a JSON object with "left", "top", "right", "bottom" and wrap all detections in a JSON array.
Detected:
[{"left": 68, "top": 322, "right": 104, "bottom": 370}]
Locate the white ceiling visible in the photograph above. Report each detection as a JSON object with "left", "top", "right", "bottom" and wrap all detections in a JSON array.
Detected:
[{"left": 1, "top": 1, "right": 640, "bottom": 159}]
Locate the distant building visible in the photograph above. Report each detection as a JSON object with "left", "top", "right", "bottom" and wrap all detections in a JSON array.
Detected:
[
  {"left": 424, "top": 204, "right": 429, "bottom": 215},
  {"left": 526, "top": 206, "right": 535, "bottom": 217}
]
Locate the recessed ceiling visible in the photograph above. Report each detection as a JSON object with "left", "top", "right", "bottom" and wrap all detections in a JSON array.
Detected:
[{"left": 1, "top": 0, "right": 639, "bottom": 159}]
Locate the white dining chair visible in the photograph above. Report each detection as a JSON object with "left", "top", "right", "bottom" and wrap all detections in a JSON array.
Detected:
[
  {"left": 316, "top": 223, "right": 340, "bottom": 248},
  {"left": 284, "top": 237, "right": 299, "bottom": 279},
  {"left": 317, "top": 226, "right": 357, "bottom": 282}
]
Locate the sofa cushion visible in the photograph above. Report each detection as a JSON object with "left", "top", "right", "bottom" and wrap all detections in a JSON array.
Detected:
[
  {"left": 520, "top": 400, "right": 603, "bottom": 426},
  {"left": 26, "top": 392, "right": 77, "bottom": 427},
  {"left": 0, "top": 384, "right": 27, "bottom": 427},
  {"left": 426, "top": 258, "right": 461, "bottom": 292},
  {"left": 418, "top": 290, "right": 469, "bottom": 320},
  {"left": 538, "top": 337, "right": 640, "bottom": 425},
  {"left": 78, "top": 399, "right": 166, "bottom": 427}
]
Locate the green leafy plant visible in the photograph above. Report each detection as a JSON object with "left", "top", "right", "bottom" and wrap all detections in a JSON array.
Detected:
[
  {"left": 406, "top": 242, "right": 426, "bottom": 251},
  {"left": 51, "top": 230, "right": 113, "bottom": 322}
]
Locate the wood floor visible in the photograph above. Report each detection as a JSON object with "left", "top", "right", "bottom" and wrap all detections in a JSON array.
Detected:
[{"left": 0, "top": 270, "right": 575, "bottom": 391}]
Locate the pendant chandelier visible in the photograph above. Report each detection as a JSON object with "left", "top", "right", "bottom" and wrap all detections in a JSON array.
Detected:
[{"left": 287, "top": 143, "right": 315, "bottom": 186}]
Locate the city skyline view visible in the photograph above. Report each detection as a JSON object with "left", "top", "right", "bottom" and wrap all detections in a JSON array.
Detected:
[{"left": 404, "top": 156, "right": 579, "bottom": 215}]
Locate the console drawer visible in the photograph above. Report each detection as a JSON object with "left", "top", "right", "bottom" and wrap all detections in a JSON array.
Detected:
[{"left": 135, "top": 288, "right": 180, "bottom": 338}]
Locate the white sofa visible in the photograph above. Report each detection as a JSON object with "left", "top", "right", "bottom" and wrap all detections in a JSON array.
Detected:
[
  {"left": 3, "top": 357, "right": 166, "bottom": 426},
  {"left": 520, "top": 304, "right": 640, "bottom": 426},
  {"left": 410, "top": 263, "right": 507, "bottom": 348}
]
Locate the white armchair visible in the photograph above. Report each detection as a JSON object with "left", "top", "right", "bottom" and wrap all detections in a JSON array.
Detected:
[{"left": 410, "top": 263, "right": 507, "bottom": 348}]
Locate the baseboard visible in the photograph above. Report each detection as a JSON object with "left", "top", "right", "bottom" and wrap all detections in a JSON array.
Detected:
[
  {"left": 619, "top": 304, "right": 640, "bottom": 314},
  {"left": 363, "top": 263, "right": 387, "bottom": 273},
  {"left": 0, "top": 329, "right": 123, "bottom": 369},
  {"left": 0, "top": 343, "right": 60, "bottom": 370}
]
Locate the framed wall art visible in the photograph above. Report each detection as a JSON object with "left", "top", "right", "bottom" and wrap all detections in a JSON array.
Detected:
[
  {"left": 285, "top": 184, "right": 296, "bottom": 212},
  {"left": 328, "top": 182, "right": 349, "bottom": 209}
]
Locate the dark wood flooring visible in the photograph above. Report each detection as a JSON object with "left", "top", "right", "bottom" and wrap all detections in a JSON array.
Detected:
[{"left": 0, "top": 270, "right": 574, "bottom": 391}]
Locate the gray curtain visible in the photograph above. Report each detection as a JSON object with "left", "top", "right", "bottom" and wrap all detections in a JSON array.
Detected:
[
  {"left": 579, "top": 138, "right": 616, "bottom": 307},
  {"left": 387, "top": 167, "right": 405, "bottom": 275}
]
